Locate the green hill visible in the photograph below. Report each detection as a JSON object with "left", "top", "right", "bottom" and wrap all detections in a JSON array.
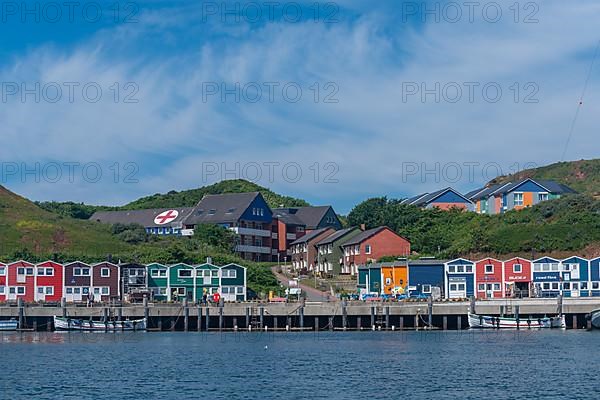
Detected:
[
  {"left": 488, "top": 159, "right": 600, "bottom": 197},
  {"left": 122, "top": 179, "right": 309, "bottom": 210},
  {"left": 36, "top": 179, "right": 309, "bottom": 219}
]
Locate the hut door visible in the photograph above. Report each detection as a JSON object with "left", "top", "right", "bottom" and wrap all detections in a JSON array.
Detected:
[
  {"left": 571, "top": 282, "right": 580, "bottom": 298},
  {"left": 36, "top": 287, "right": 45, "bottom": 302}
]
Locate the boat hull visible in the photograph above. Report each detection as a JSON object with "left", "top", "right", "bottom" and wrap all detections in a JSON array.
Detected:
[
  {"left": 468, "top": 313, "right": 565, "bottom": 329},
  {"left": 53, "top": 316, "right": 146, "bottom": 331},
  {"left": 0, "top": 320, "right": 18, "bottom": 331},
  {"left": 589, "top": 309, "right": 600, "bottom": 329}
]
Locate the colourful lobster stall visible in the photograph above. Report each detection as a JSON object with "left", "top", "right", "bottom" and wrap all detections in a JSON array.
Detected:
[
  {"left": 503, "top": 257, "right": 532, "bottom": 298},
  {"left": 120, "top": 262, "right": 148, "bottom": 302},
  {"left": 475, "top": 258, "right": 503, "bottom": 299},
  {"left": 357, "top": 265, "right": 382, "bottom": 296},
  {"left": 7, "top": 261, "right": 35, "bottom": 302},
  {"left": 169, "top": 263, "right": 195, "bottom": 301},
  {"left": 407, "top": 259, "right": 446, "bottom": 299},
  {"left": 532, "top": 257, "right": 561, "bottom": 297},
  {"left": 195, "top": 262, "right": 220, "bottom": 301},
  {"left": 591, "top": 257, "right": 600, "bottom": 297},
  {"left": 0, "top": 262, "right": 6, "bottom": 301},
  {"left": 220, "top": 263, "right": 247, "bottom": 302},
  {"left": 35, "top": 261, "right": 63, "bottom": 302},
  {"left": 63, "top": 261, "right": 92, "bottom": 303},
  {"left": 561, "top": 256, "right": 590, "bottom": 298},
  {"left": 147, "top": 263, "right": 169, "bottom": 301},
  {"left": 445, "top": 259, "right": 475, "bottom": 299},
  {"left": 92, "top": 262, "right": 119, "bottom": 302}
]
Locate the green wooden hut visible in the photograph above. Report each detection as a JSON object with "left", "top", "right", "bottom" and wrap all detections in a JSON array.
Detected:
[
  {"left": 169, "top": 263, "right": 195, "bottom": 301},
  {"left": 195, "top": 262, "right": 220, "bottom": 300},
  {"left": 220, "top": 263, "right": 247, "bottom": 301},
  {"left": 147, "top": 263, "right": 169, "bottom": 301}
]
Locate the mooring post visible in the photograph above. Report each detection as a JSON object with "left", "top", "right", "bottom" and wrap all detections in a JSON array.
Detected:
[
  {"left": 17, "top": 298, "right": 24, "bottom": 330},
  {"left": 428, "top": 297, "right": 433, "bottom": 328},
  {"left": 103, "top": 307, "right": 109, "bottom": 332},
  {"left": 443, "top": 316, "right": 448, "bottom": 331},
  {"left": 557, "top": 295, "right": 563, "bottom": 316},
  {"left": 259, "top": 306, "right": 264, "bottom": 329},
  {"left": 143, "top": 295, "right": 149, "bottom": 325},
  {"left": 205, "top": 307, "right": 210, "bottom": 331},
  {"left": 342, "top": 300, "right": 348, "bottom": 330},
  {"left": 197, "top": 305, "right": 202, "bottom": 332},
  {"left": 370, "top": 306, "right": 375, "bottom": 329},
  {"left": 385, "top": 306, "right": 390, "bottom": 330},
  {"left": 61, "top": 297, "right": 67, "bottom": 318},
  {"left": 469, "top": 296, "right": 476, "bottom": 314},
  {"left": 183, "top": 297, "right": 189, "bottom": 332}
]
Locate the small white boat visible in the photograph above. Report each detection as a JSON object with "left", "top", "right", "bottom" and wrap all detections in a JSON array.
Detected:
[
  {"left": 468, "top": 312, "right": 565, "bottom": 329},
  {"left": 587, "top": 309, "right": 600, "bottom": 329},
  {"left": 54, "top": 316, "right": 146, "bottom": 331},
  {"left": 0, "top": 319, "right": 18, "bottom": 331}
]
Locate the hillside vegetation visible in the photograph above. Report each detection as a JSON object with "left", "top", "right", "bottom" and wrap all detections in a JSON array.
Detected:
[
  {"left": 36, "top": 179, "right": 309, "bottom": 219},
  {"left": 488, "top": 159, "right": 600, "bottom": 197},
  {"left": 347, "top": 194, "right": 600, "bottom": 259}
]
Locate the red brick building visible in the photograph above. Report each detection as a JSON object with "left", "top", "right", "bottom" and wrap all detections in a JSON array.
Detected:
[{"left": 340, "top": 227, "right": 411, "bottom": 275}]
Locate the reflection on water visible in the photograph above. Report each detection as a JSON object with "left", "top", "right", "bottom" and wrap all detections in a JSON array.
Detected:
[{"left": 0, "top": 331, "right": 597, "bottom": 399}]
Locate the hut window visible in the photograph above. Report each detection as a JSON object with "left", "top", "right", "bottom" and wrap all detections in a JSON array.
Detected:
[
  {"left": 94, "top": 288, "right": 101, "bottom": 295},
  {"left": 102, "top": 287, "right": 109, "bottom": 295},
  {"left": 456, "top": 265, "right": 464, "bottom": 273},
  {"left": 551, "top": 283, "right": 559, "bottom": 290},
  {"left": 223, "top": 270, "right": 236, "bottom": 279},
  {"left": 46, "top": 287, "right": 53, "bottom": 295},
  {"left": 17, "top": 287, "right": 25, "bottom": 294},
  {"left": 17, "top": 268, "right": 25, "bottom": 275},
  {"left": 178, "top": 269, "right": 193, "bottom": 278},
  {"left": 236, "top": 287, "right": 244, "bottom": 294},
  {"left": 203, "top": 270, "right": 211, "bottom": 277},
  {"left": 493, "top": 283, "right": 500, "bottom": 291},
  {"left": 581, "top": 282, "right": 588, "bottom": 290},
  {"left": 478, "top": 284, "right": 485, "bottom": 291},
  {"left": 211, "top": 270, "right": 219, "bottom": 277},
  {"left": 37, "top": 268, "right": 45, "bottom": 275},
  {"left": 563, "top": 283, "right": 571, "bottom": 290},
  {"left": 0, "top": 287, "right": 4, "bottom": 294},
  {"left": 9, "top": 287, "right": 15, "bottom": 294},
  {"left": 101, "top": 268, "right": 110, "bottom": 277},
  {"left": 448, "top": 265, "right": 455, "bottom": 273},
  {"left": 572, "top": 283, "right": 579, "bottom": 290},
  {"left": 0, "top": 267, "right": 4, "bottom": 275},
  {"left": 513, "top": 264, "right": 522, "bottom": 273},
  {"left": 485, "top": 265, "right": 494, "bottom": 274},
  {"left": 422, "top": 285, "right": 431, "bottom": 293},
  {"left": 466, "top": 265, "right": 473, "bottom": 273},
  {"left": 66, "top": 288, "right": 73, "bottom": 294},
  {"left": 593, "top": 282, "right": 600, "bottom": 290}
]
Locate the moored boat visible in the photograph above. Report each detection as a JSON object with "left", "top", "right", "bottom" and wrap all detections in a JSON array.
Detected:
[
  {"left": 587, "top": 309, "right": 600, "bottom": 329},
  {"left": 0, "top": 319, "right": 18, "bottom": 331},
  {"left": 53, "top": 316, "right": 146, "bottom": 331},
  {"left": 468, "top": 312, "right": 565, "bottom": 329}
]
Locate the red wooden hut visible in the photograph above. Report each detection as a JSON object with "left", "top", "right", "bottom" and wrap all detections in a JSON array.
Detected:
[{"left": 475, "top": 257, "right": 504, "bottom": 298}]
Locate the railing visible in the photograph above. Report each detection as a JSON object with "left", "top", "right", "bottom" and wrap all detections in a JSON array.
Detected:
[
  {"left": 234, "top": 245, "right": 272, "bottom": 254},
  {"left": 230, "top": 227, "right": 271, "bottom": 237}
]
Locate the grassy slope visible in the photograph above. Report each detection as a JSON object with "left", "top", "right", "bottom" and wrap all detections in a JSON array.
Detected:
[
  {"left": 488, "top": 159, "right": 600, "bottom": 197},
  {"left": 0, "top": 185, "right": 131, "bottom": 258}
]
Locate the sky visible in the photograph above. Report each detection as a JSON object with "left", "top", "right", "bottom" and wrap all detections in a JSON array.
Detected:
[{"left": 0, "top": 0, "right": 599, "bottom": 214}]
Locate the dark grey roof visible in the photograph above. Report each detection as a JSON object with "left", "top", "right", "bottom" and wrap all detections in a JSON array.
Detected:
[
  {"left": 408, "top": 259, "right": 449, "bottom": 266},
  {"left": 315, "top": 227, "right": 359, "bottom": 246},
  {"left": 490, "top": 179, "right": 576, "bottom": 196},
  {"left": 90, "top": 207, "right": 193, "bottom": 228},
  {"left": 185, "top": 192, "right": 266, "bottom": 225},
  {"left": 468, "top": 184, "right": 506, "bottom": 200},
  {"left": 290, "top": 228, "right": 333, "bottom": 245},
  {"left": 274, "top": 206, "right": 336, "bottom": 229},
  {"left": 408, "top": 187, "right": 473, "bottom": 206},
  {"left": 272, "top": 208, "right": 305, "bottom": 226},
  {"left": 358, "top": 261, "right": 408, "bottom": 270},
  {"left": 340, "top": 226, "right": 401, "bottom": 247},
  {"left": 401, "top": 193, "right": 429, "bottom": 205}
]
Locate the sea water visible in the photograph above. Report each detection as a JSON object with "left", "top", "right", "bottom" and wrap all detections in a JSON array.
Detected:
[{"left": 0, "top": 330, "right": 597, "bottom": 399}]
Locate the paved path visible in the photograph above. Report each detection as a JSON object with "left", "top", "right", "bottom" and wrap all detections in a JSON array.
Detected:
[{"left": 270, "top": 266, "right": 336, "bottom": 302}]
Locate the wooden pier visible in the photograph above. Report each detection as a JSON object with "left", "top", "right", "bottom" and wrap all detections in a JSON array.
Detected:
[{"left": 1, "top": 297, "right": 598, "bottom": 331}]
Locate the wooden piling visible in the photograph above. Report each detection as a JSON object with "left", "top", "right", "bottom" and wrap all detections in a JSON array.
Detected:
[
  {"left": 370, "top": 306, "right": 375, "bottom": 329},
  {"left": 143, "top": 295, "right": 149, "bottom": 325},
  {"left": 157, "top": 318, "right": 163, "bottom": 331},
  {"left": 205, "top": 307, "right": 210, "bottom": 331},
  {"left": 572, "top": 315, "right": 578, "bottom": 329},
  {"left": 342, "top": 301, "right": 347, "bottom": 330},
  {"left": 469, "top": 297, "right": 476, "bottom": 314},
  {"left": 245, "top": 307, "right": 250, "bottom": 330},
  {"left": 47, "top": 317, "right": 53, "bottom": 331},
  {"left": 457, "top": 315, "right": 462, "bottom": 330},
  {"left": 385, "top": 306, "right": 390, "bottom": 330},
  {"left": 357, "top": 315, "right": 362, "bottom": 331},
  {"left": 414, "top": 314, "right": 419, "bottom": 330},
  {"left": 183, "top": 298, "right": 189, "bottom": 332},
  {"left": 299, "top": 306, "right": 304, "bottom": 329},
  {"left": 61, "top": 298, "right": 67, "bottom": 318},
  {"left": 233, "top": 317, "right": 238, "bottom": 331},
  {"left": 428, "top": 297, "right": 433, "bottom": 328},
  {"left": 399, "top": 316, "right": 404, "bottom": 331},
  {"left": 259, "top": 306, "right": 264, "bottom": 329},
  {"left": 274, "top": 315, "right": 278, "bottom": 331},
  {"left": 443, "top": 316, "right": 448, "bottom": 330},
  {"left": 32, "top": 319, "right": 37, "bottom": 331},
  {"left": 103, "top": 308, "right": 109, "bottom": 332},
  {"left": 118, "top": 305, "right": 123, "bottom": 332},
  {"left": 328, "top": 316, "right": 333, "bottom": 331},
  {"left": 218, "top": 305, "right": 223, "bottom": 332},
  {"left": 18, "top": 298, "right": 24, "bottom": 330},
  {"left": 170, "top": 318, "right": 176, "bottom": 331},
  {"left": 197, "top": 306, "right": 202, "bottom": 332},
  {"left": 315, "top": 316, "right": 320, "bottom": 331}
]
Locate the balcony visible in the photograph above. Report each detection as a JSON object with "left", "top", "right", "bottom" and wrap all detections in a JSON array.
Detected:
[
  {"left": 230, "top": 227, "right": 271, "bottom": 237},
  {"left": 272, "top": 232, "right": 278, "bottom": 239},
  {"left": 235, "top": 245, "right": 272, "bottom": 254},
  {"left": 286, "top": 233, "right": 296, "bottom": 240}
]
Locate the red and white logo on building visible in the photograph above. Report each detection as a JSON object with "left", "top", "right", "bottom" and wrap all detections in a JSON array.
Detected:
[{"left": 154, "top": 210, "right": 179, "bottom": 225}]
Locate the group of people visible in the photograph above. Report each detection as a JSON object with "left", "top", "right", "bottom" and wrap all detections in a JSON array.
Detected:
[{"left": 171, "top": 288, "right": 221, "bottom": 305}]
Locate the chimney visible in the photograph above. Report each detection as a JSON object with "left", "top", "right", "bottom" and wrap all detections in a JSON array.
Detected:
[
  {"left": 206, "top": 256, "right": 212, "bottom": 264},
  {"left": 360, "top": 224, "right": 366, "bottom": 231}
]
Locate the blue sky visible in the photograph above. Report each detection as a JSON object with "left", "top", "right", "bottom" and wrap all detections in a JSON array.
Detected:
[{"left": 0, "top": 0, "right": 599, "bottom": 213}]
